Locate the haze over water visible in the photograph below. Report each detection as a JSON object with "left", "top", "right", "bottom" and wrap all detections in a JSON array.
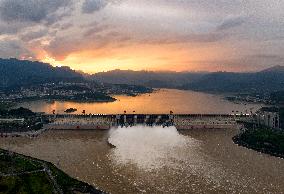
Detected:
[{"left": 18, "top": 89, "right": 262, "bottom": 114}]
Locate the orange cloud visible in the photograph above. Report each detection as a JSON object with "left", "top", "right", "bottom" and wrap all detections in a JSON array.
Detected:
[{"left": 37, "top": 41, "right": 231, "bottom": 73}]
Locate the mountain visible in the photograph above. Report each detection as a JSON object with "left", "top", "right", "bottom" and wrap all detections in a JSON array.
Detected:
[
  {"left": 270, "top": 91, "right": 284, "bottom": 104},
  {"left": 2, "top": 58, "right": 283, "bottom": 95},
  {"left": 0, "top": 58, "right": 83, "bottom": 89},
  {"left": 91, "top": 66, "right": 284, "bottom": 93},
  {"left": 91, "top": 69, "right": 207, "bottom": 88},
  {"left": 182, "top": 66, "right": 284, "bottom": 93},
  {"left": 260, "top": 65, "right": 284, "bottom": 73}
]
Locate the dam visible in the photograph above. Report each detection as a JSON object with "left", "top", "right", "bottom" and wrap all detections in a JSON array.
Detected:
[{"left": 44, "top": 113, "right": 250, "bottom": 130}]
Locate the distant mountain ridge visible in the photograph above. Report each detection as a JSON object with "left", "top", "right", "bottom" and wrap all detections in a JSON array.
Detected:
[
  {"left": 1, "top": 58, "right": 283, "bottom": 94},
  {"left": 260, "top": 65, "right": 284, "bottom": 73},
  {"left": 91, "top": 66, "right": 284, "bottom": 93},
  {"left": 182, "top": 66, "right": 284, "bottom": 93},
  {"left": 0, "top": 58, "right": 83, "bottom": 89},
  {"left": 91, "top": 69, "right": 207, "bottom": 88}
]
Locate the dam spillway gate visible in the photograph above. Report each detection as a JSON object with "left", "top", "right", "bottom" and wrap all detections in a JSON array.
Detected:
[{"left": 43, "top": 114, "right": 251, "bottom": 130}]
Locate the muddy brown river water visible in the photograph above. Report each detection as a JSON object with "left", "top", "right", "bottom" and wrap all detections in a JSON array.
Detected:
[{"left": 1, "top": 126, "right": 284, "bottom": 194}]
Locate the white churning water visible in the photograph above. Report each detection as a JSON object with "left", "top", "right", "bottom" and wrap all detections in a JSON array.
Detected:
[
  {"left": 107, "top": 125, "right": 254, "bottom": 192},
  {"left": 107, "top": 125, "right": 199, "bottom": 171}
]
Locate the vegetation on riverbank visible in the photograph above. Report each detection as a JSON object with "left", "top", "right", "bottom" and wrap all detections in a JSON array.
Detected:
[
  {"left": 270, "top": 91, "right": 284, "bottom": 105},
  {"left": 0, "top": 107, "right": 43, "bottom": 133},
  {"left": 10, "top": 92, "right": 116, "bottom": 103},
  {"left": 233, "top": 128, "right": 284, "bottom": 158},
  {"left": 0, "top": 149, "right": 104, "bottom": 194},
  {"left": 103, "top": 83, "right": 154, "bottom": 97},
  {"left": 0, "top": 102, "right": 14, "bottom": 111}
]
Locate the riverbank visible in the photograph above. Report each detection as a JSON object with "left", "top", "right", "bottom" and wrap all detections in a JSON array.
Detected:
[
  {"left": 233, "top": 128, "right": 284, "bottom": 159},
  {"left": 0, "top": 148, "right": 104, "bottom": 194},
  {"left": 0, "top": 107, "right": 45, "bottom": 134},
  {"left": 0, "top": 127, "right": 48, "bottom": 138},
  {"left": 10, "top": 94, "right": 117, "bottom": 104}
]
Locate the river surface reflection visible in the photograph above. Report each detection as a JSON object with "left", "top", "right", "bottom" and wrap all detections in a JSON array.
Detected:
[
  {"left": 17, "top": 89, "right": 262, "bottom": 114},
  {"left": 1, "top": 128, "right": 284, "bottom": 194}
]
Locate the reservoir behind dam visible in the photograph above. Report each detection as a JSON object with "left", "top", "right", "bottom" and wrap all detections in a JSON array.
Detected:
[{"left": 17, "top": 89, "right": 262, "bottom": 115}]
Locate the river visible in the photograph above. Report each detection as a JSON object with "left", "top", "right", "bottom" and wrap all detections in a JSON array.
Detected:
[
  {"left": 17, "top": 89, "right": 262, "bottom": 114},
  {"left": 1, "top": 127, "right": 284, "bottom": 193},
  {"left": 2, "top": 89, "right": 280, "bottom": 193}
]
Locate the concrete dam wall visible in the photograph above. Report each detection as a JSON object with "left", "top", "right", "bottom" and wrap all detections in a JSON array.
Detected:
[{"left": 44, "top": 114, "right": 249, "bottom": 130}]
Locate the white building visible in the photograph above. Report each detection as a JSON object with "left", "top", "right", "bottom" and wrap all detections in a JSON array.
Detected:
[{"left": 256, "top": 107, "right": 280, "bottom": 129}]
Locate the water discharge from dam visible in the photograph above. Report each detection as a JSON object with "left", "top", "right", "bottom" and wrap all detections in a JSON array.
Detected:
[
  {"left": 108, "top": 125, "right": 198, "bottom": 171},
  {"left": 1, "top": 128, "right": 284, "bottom": 193},
  {"left": 106, "top": 125, "right": 255, "bottom": 193}
]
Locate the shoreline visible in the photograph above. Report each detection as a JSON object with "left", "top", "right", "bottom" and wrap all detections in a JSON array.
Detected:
[
  {"left": 11, "top": 97, "right": 117, "bottom": 104},
  {"left": 0, "top": 127, "right": 48, "bottom": 138},
  {"left": 7, "top": 90, "right": 157, "bottom": 105},
  {"left": 232, "top": 133, "right": 284, "bottom": 159},
  {"left": 3, "top": 89, "right": 156, "bottom": 105},
  {"left": 0, "top": 148, "right": 105, "bottom": 193}
]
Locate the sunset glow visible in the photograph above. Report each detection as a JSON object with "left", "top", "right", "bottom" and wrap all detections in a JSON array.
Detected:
[{"left": 0, "top": 0, "right": 283, "bottom": 73}]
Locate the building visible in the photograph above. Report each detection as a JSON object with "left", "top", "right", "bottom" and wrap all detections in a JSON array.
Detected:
[{"left": 255, "top": 107, "right": 280, "bottom": 129}]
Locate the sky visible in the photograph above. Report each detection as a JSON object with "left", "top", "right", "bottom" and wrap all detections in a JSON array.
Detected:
[{"left": 0, "top": 0, "right": 284, "bottom": 73}]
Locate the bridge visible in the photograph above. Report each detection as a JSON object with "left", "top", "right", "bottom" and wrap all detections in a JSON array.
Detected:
[{"left": 43, "top": 113, "right": 252, "bottom": 130}]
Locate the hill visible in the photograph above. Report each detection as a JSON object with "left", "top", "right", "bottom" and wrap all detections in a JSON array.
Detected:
[
  {"left": 270, "top": 91, "right": 284, "bottom": 104},
  {"left": 182, "top": 66, "right": 284, "bottom": 93},
  {"left": 0, "top": 149, "right": 103, "bottom": 194},
  {"left": 91, "top": 66, "right": 284, "bottom": 93},
  {"left": 260, "top": 65, "right": 284, "bottom": 73},
  {"left": 2, "top": 58, "right": 283, "bottom": 95},
  {"left": 0, "top": 58, "right": 83, "bottom": 89},
  {"left": 91, "top": 69, "right": 206, "bottom": 88}
]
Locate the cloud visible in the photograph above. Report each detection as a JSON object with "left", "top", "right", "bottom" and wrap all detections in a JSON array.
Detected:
[
  {"left": 45, "top": 29, "right": 130, "bottom": 60},
  {"left": 0, "top": 38, "right": 34, "bottom": 59},
  {"left": 217, "top": 16, "right": 246, "bottom": 31},
  {"left": 0, "top": 0, "right": 283, "bottom": 72},
  {"left": 0, "top": 0, "right": 71, "bottom": 23},
  {"left": 142, "top": 33, "right": 227, "bottom": 45},
  {"left": 0, "top": 22, "right": 26, "bottom": 35},
  {"left": 45, "top": 35, "right": 106, "bottom": 60},
  {"left": 249, "top": 54, "right": 284, "bottom": 63},
  {"left": 82, "top": 0, "right": 108, "bottom": 14},
  {"left": 58, "top": 22, "right": 73, "bottom": 30},
  {"left": 83, "top": 25, "right": 109, "bottom": 37},
  {"left": 20, "top": 29, "right": 48, "bottom": 42}
]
